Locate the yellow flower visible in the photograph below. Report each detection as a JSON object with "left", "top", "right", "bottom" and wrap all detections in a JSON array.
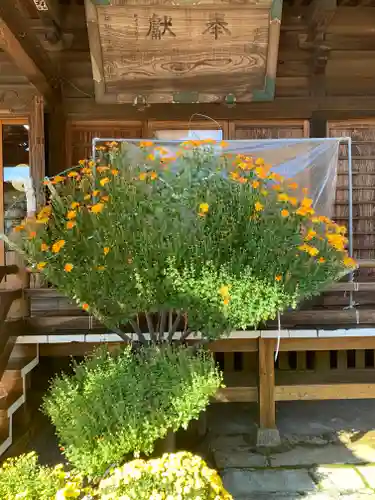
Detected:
[
  {"left": 52, "top": 175, "right": 65, "bottom": 184},
  {"left": 343, "top": 256, "right": 356, "bottom": 268},
  {"left": 41, "top": 243, "right": 49, "bottom": 251},
  {"left": 305, "top": 229, "right": 317, "bottom": 241},
  {"left": 261, "top": 189, "right": 268, "bottom": 197},
  {"left": 254, "top": 201, "right": 264, "bottom": 212},
  {"left": 296, "top": 206, "right": 315, "bottom": 217},
  {"left": 52, "top": 240, "right": 65, "bottom": 253},
  {"left": 100, "top": 177, "right": 110, "bottom": 186},
  {"left": 252, "top": 180, "right": 260, "bottom": 189},
  {"left": 219, "top": 285, "right": 230, "bottom": 297},
  {"left": 326, "top": 233, "right": 347, "bottom": 251},
  {"left": 230, "top": 171, "right": 239, "bottom": 180},
  {"left": 289, "top": 196, "right": 297, "bottom": 206},
  {"left": 278, "top": 193, "right": 289, "bottom": 202},
  {"left": 36, "top": 217, "right": 49, "bottom": 224},
  {"left": 91, "top": 203, "right": 104, "bottom": 214},
  {"left": 104, "top": 247, "right": 110, "bottom": 255},
  {"left": 147, "top": 154, "right": 156, "bottom": 161},
  {"left": 78, "top": 160, "right": 85, "bottom": 166},
  {"left": 92, "top": 190, "right": 100, "bottom": 197},
  {"left": 88, "top": 160, "right": 95, "bottom": 167},
  {"left": 298, "top": 243, "right": 319, "bottom": 256},
  {"left": 96, "top": 265, "right": 106, "bottom": 271},
  {"left": 301, "top": 197, "right": 313, "bottom": 208},
  {"left": 255, "top": 157, "right": 264, "bottom": 165},
  {"left": 71, "top": 202, "right": 79, "bottom": 209},
  {"left": 270, "top": 172, "right": 284, "bottom": 183},
  {"left": 82, "top": 303, "right": 89, "bottom": 311},
  {"left": 67, "top": 210, "right": 77, "bottom": 220},
  {"left": 81, "top": 167, "right": 91, "bottom": 175},
  {"left": 66, "top": 221, "right": 76, "bottom": 229},
  {"left": 275, "top": 275, "right": 282, "bottom": 281},
  {"left": 302, "top": 187, "right": 309, "bottom": 195},
  {"left": 64, "top": 263, "right": 73, "bottom": 272},
  {"left": 139, "top": 172, "right": 147, "bottom": 181},
  {"left": 68, "top": 171, "right": 79, "bottom": 178},
  {"left": 37, "top": 262, "right": 47, "bottom": 271},
  {"left": 150, "top": 171, "right": 158, "bottom": 180},
  {"left": 199, "top": 203, "right": 209, "bottom": 214},
  {"left": 220, "top": 141, "right": 229, "bottom": 148},
  {"left": 281, "top": 209, "right": 289, "bottom": 218}
]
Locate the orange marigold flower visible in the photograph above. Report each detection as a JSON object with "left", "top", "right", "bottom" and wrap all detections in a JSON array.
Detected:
[
  {"left": 139, "top": 141, "right": 153, "bottom": 147},
  {"left": 272, "top": 184, "right": 282, "bottom": 191},
  {"left": 68, "top": 171, "right": 79, "bottom": 178},
  {"left": 199, "top": 203, "right": 209, "bottom": 214},
  {"left": 275, "top": 275, "right": 282, "bottom": 281},
  {"left": 67, "top": 210, "right": 77, "bottom": 220},
  {"left": 101, "top": 195, "right": 109, "bottom": 202},
  {"left": 281, "top": 209, "right": 289, "bottom": 218},
  {"left": 66, "top": 221, "right": 76, "bottom": 229},
  {"left": 104, "top": 247, "right": 110, "bottom": 255},
  {"left": 81, "top": 167, "right": 91, "bottom": 175},
  {"left": 82, "top": 303, "right": 89, "bottom": 311},
  {"left": 52, "top": 240, "right": 65, "bottom": 253},
  {"left": 298, "top": 243, "right": 319, "bottom": 256},
  {"left": 64, "top": 263, "right": 73, "bottom": 272},
  {"left": 278, "top": 193, "right": 289, "bottom": 202},
  {"left": 71, "top": 202, "right": 79, "bottom": 209},
  {"left": 147, "top": 154, "right": 155, "bottom": 161},
  {"left": 254, "top": 201, "right": 264, "bottom": 212},
  {"left": 223, "top": 297, "right": 230, "bottom": 306},
  {"left": 29, "top": 231, "right": 37, "bottom": 239},
  {"left": 111, "top": 169, "right": 119, "bottom": 176},
  {"left": 238, "top": 177, "right": 247, "bottom": 184},
  {"left": 14, "top": 224, "right": 25, "bottom": 232},
  {"left": 301, "top": 197, "right": 313, "bottom": 208},
  {"left": 78, "top": 160, "right": 86, "bottom": 166},
  {"left": 92, "top": 190, "right": 100, "bottom": 197},
  {"left": 220, "top": 141, "right": 229, "bottom": 148},
  {"left": 289, "top": 196, "right": 297, "bottom": 206},
  {"left": 288, "top": 182, "right": 298, "bottom": 190},
  {"left": 230, "top": 171, "right": 239, "bottom": 180},
  {"left": 100, "top": 177, "right": 110, "bottom": 187},
  {"left": 302, "top": 187, "right": 309, "bottom": 195},
  {"left": 52, "top": 175, "right": 65, "bottom": 184},
  {"left": 252, "top": 180, "right": 260, "bottom": 189},
  {"left": 343, "top": 256, "right": 357, "bottom": 268},
  {"left": 139, "top": 172, "right": 147, "bottom": 181},
  {"left": 97, "top": 166, "right": 110, "bottom": 173},
  {"left": 150, "top": 171, "right": 158, "bottom": 180},
  {"left": 91, "top": 203, "right": 104, "bottom": 214},
  {"left": 318, "top": 257, "right": 326, "bottom": 263},
  {"left": 37, "top": 262, "right": 47, "bottom": 271},
  {"left": 255, "top": 166, "right": 268, "bottom": 179},
  {"left": 41, "top": 243, "right": 49, "bottom": 252}
]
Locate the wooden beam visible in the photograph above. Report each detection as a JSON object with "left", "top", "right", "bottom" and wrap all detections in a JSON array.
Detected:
[
  {"left": 29, "top": 95, "right": 45, "bottom": 207},
  {"left": 0, "top": 1, "right": 58, "bottom": 101},
  {"left": 48, "top": 101, "right": 67, "bottom": 176}
]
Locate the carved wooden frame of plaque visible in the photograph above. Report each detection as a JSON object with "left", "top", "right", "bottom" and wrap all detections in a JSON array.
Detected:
[{"left": 85, "top": 0, "right": 282, "bottom": 105}]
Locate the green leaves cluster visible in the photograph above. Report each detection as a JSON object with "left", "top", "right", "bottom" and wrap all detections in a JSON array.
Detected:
[
  {"left": 8, "top": 141, "right": 353, "bottom": 339},
  {"left": 0, "top": 452, "right": 83, "bottom": 499},
  {"left": 98, "top": 452, "right": 232, "bottom": 500},
  {"left": 43, "top": 345, "right": 223, "bottom": 478}
]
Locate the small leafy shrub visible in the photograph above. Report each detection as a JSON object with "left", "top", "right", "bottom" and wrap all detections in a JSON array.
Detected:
[
  {"left": 6, "top": 140, "right": 356, "bottom": 340},
  {"left": 43, "top": 345, "right": 223, "bottom": 478},
  {"left": 0, "top": 452, "right": 83, "bottom": 499},
  {"left": 98, "top": 451, "right": 232, "bottom": 500}
]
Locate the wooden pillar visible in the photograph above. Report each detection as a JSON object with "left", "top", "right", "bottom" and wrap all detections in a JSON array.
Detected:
[
  {"left": 29, "top": 95, "right": 45, "bottom": 208},
  {"left": 48, "top": 98, "right": 67, "bottom": 177},
  {"left": 257, "top": 338, "right": 280, "bottom": 447}
]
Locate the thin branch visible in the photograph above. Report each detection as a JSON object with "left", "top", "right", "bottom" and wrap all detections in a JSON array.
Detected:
[
  {"left": 112, "top": 326, "right": 132, "bottom": 343},
  {"left": 159, "top": 310, "right": 167, "bottom": 342},
  {"left": 145, "top": 312, "right": 157, "bottom": 344},
  {"left": 167, "top": 310, "right": 182, "bottom": 343},
  {"left": 178, "top": 328, "right": 192, "bottom": 345},
  {"left": 129, "top": 318, "right": 147, "bottom": 344}
]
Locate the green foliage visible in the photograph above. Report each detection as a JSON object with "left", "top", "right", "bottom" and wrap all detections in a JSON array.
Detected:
[
  {"left": 0, "top": 452, "right": 83, "bottom": 499},
  {"left": 43, "top": 345, "right": 223, "bottom": 478},
  {"left": 98, "top": 451, "right": 232, "bottom": 500},
  {"left": 7, "top": 140, "right": 356, "bottom": 339}
]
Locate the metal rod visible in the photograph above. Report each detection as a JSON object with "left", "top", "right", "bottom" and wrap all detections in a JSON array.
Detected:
[{"left": 347, "top": 136, "right": 355, "bottom": 308}]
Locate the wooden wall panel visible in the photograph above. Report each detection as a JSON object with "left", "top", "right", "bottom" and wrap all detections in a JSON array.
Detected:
[
  {"left": 229, "top": 120, "right": 310, "bottom": 140},
  {"left": 67, "top": 121, "right": 144, "bottom": 167},
  {"left": 328, "top": 121, "right": 375, "bottom": 260}
]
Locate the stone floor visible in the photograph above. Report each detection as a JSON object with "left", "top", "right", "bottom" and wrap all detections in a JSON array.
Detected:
[{"left": 206, "top": 401, "right": 375, "bottom": 499}]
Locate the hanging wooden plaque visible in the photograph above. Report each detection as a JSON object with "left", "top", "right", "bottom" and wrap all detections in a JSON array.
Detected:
[{"left": 85, "top": 0, "right": 282, "bottom": 105}]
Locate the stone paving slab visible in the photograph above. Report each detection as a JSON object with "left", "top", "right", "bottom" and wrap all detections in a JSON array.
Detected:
[
  {"left": 310, "top": 467, "right": 364, "bottom": 493},
  {"left": 270, "top": 445, "right": 367, "bottom": 467},
  {"left": 214, "top": 449, "right": 267, "bottom": 468},
  {"left": 222, "top": 469, "right": 316, "bottom": 496},
  {"left": 357, "top": 466, "right": 375, "bottom": 489}
]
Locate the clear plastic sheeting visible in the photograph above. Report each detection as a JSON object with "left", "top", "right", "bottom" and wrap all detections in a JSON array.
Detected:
[{"left": 93, "top": 138, "right": 341, "bottom": 220}]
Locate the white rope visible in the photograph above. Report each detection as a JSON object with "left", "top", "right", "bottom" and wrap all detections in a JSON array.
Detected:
[
  {"left": 275, "top": 311, "right": 281, "bottom": 361},
  {"left": 187, "top": 113, "right": 223, "bottom": 140}
]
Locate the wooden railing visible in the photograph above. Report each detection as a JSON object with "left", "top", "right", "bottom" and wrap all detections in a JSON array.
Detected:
[{"left": 0, "top": 265, "right": 29, "bottom": 383}]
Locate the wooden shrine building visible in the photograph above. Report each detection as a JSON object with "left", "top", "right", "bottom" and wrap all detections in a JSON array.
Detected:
[{"left": 0, "top": 0, "right": 375, "bottom": 452}]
